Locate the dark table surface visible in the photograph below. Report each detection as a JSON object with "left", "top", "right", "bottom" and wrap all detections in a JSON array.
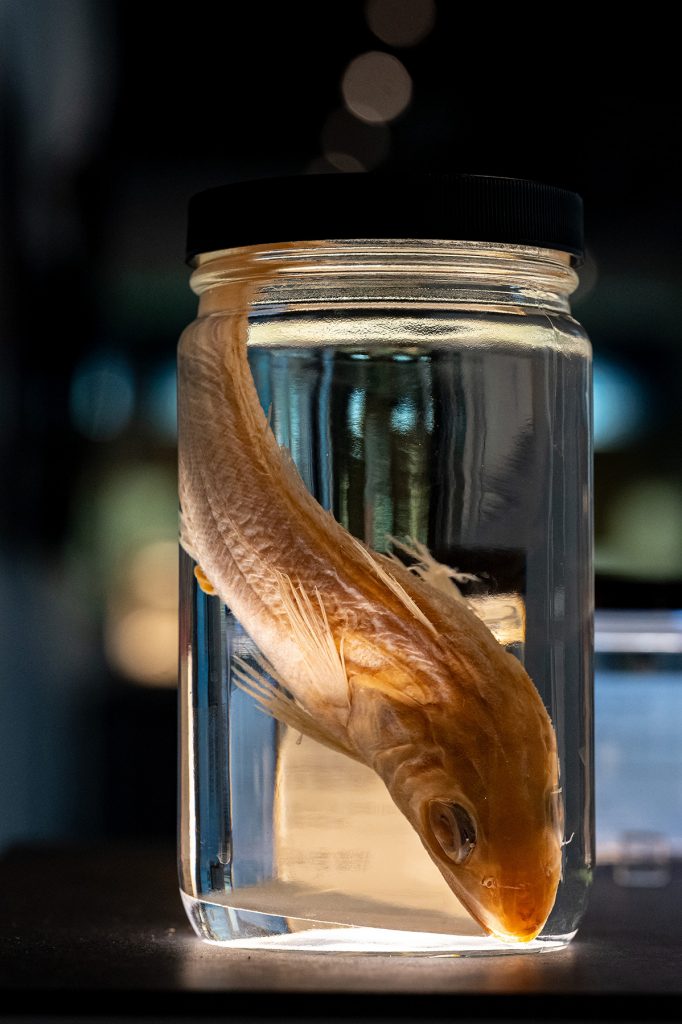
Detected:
[{"left": 1, "top": 845, "right": 680, "bottom": 1021}]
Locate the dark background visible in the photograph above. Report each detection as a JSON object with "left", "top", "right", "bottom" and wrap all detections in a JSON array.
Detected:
[{"left": 1, "top": 2, "right": 680, "bottom": 854}]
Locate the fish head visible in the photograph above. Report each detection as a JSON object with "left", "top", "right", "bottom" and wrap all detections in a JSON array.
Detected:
[
  {"left": 416, "top": 780, "right": 563, "bottom": 943},
  {"left": 419, "top": 695, "right": 562, "bottom": 942},
  {"left": 383, "top": 678, "right": 563, "bottom": 943},
  {"left": 350, "top": 662, "right": 563, "bottom": 942}
]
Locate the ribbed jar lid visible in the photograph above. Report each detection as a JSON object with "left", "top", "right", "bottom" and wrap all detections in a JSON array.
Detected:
[{"left": 186, "top": 173, "right": 584, "bottom": 264}]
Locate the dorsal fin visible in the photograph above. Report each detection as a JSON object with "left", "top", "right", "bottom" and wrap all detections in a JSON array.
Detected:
[
  {"left": 347, "top": 534, "right": 439, "bottom": 636},
  {"left": 386, "top": 535, "right": 478, "bottom": 602}
]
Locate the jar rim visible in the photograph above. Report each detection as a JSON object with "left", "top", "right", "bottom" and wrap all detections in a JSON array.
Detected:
[{"left": 190, "top": 239, "right": 579, "bottom": 312}]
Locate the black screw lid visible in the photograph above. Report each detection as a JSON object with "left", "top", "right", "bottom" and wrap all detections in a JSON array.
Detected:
[{"left": 186, "top": 173, "right": 583, "bottom": 264}]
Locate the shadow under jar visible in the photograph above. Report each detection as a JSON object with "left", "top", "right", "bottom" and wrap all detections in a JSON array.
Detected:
[{"left": 177, "top": 175, "right": 594, "bottom": 955}]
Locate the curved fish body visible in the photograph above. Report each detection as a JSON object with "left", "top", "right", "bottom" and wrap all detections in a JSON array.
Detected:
[{"left": 178, "top": 310, "right": 563, "bottom": 943}]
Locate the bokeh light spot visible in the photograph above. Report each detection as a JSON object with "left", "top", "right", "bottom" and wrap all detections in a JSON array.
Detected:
[
  {"left": 321, "top": 108, "right": 390, "bottom": 171},
  {"left": 597, "top": 480, "right": 682, "bottom": 580},
  {"left": 70, "top": 352, "right": 135, "bottom": 441},
  {"left": 106, "top": 606, "right": 178, "bottom": 687},
  {"left": 325, "top": 152, "right": 367, "bottom": 173},
  {"left": 305, "top": 157, "right": 346, "bottom": 174},
  {"left": 142, "top": 359, "right": 177, "bottom": 440},
  {"left": 366, "top": 0, "right": 436, "bottom": 47},
  {"left": 105, "top": 540, "right": 179, "bottom": 687},
  {"left": 127, "top": 541, "right": 178, "bottom": 610},
  {"left": 593, "top": 357, "right": 647, "bottom": 451},
  {"left": 342, "top": 51, "right": 412, "bottom": 125}
]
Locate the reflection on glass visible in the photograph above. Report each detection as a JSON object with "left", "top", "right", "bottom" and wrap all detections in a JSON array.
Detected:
[{"left": 595, "top": 610, "right": 682, "bottom": 864}]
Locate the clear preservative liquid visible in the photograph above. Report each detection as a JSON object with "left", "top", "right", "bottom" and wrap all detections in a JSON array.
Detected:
[{"left": 179, "top": 296, "right": 593, "bottom": 953}]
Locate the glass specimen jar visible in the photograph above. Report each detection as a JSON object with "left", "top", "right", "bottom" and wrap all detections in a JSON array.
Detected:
[{"left": 177, "top": 174, "right": 593, "bottom": 954}]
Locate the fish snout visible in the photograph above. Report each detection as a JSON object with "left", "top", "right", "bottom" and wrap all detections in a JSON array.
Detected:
[{"left": 480, "top": 871, "right": 556, "bottom": 943}]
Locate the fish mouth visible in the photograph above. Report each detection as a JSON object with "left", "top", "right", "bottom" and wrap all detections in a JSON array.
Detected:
[
  {"left": 447, "top": 874, "right": 551, "bottom": 944},
  {"left": 420, "top": 835, "right": 551, "bottom": 943},
  {"left": 458, "top": 893, "right": 546, "bottom": 944}
]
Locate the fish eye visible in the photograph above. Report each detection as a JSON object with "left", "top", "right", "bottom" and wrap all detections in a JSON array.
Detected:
[{"left": 429, "top": 801, "right": 477, "bottom": 864}]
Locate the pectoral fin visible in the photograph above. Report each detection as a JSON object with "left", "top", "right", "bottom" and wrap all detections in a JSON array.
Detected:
[
  {"left": 273, "top": 572, "right": 351, "bottom": 711},
  {"left": 233, "top": 653, "right": 362, "bottom": 762}
]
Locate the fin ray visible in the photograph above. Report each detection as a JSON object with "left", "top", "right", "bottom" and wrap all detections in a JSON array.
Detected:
[
  {"left": 233, "top": 654, "right": 361, "bottom": 762},
  {"left": 274, "top": 572, "right": 350, "bottom": 710},
  {"left": 386, "top": 535, "right": 478, "bottom": 602},
  {"left": 348, "top": 535, "right": 438, "bottom": 635}
]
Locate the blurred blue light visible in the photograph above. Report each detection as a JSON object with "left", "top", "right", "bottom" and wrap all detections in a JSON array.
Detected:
[
  {"left": 143, "top": 360, "right": 177, "bottom": 440},
  {"left": 70, "top": 352, "right": 135, "bottom": 441},
  {"left": 593, "top": 357, "right": 646, "bottom": 451}
]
